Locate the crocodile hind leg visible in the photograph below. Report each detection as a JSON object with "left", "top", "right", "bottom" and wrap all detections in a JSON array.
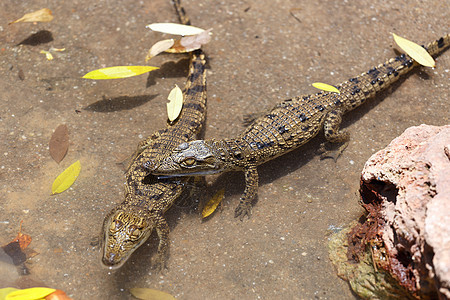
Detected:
[
  {"left": 235, "top": 165, "right": 259, "bottom": 220},
  {"left": 151, "top": 215, "right": 170, "bottom": 271},
  {"left": 319, "top": 108, "right": 350, "bottom": 161}
]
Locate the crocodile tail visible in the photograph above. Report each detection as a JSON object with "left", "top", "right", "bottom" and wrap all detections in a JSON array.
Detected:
[
  {"left": 337, "top": 33, "right": 450, "bottom": 113},
  {"left": 173, "top": 0, "right": 190, "bottom": 25},
  {"left": 425, "top": 33, "right": 450, "bottom": 57}
]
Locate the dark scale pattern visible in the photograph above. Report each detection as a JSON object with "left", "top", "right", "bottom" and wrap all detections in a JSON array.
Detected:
[
  {"left": 153, "top": 33, "right": 449, "bottom": 220},
  {"left": 101, "top": 0, "right": 208, "bottom": 270}
]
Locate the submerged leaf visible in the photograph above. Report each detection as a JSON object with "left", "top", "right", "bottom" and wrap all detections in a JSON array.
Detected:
[
  {"left": 392, "top": 33, "right": 435, "bottom": 68},
  {"left": 5, "top": 287, "right": 56, "bottom": 300},
  {"left": 49, "top": 124, "right": 69, "bottom": 164},
  {"left": 167, "top": 85, "right": 183, "bottom": 122},
  {"left": 146, "top": 39, "right": 174, "bottom": 61},
  {"left": 7, "top": 221, "right": 32, "bottom": 250},
  {"left": 146, "top": 23, "right": 205, "bottom": 36},
  {"left": 51, "top": 160, "right": 81, "bottom": 195},
  {"left": 312, "top": 82, "right": 340, "bottom": 94},
  {"left": 82, "top": 66, "right": 159, "bottom": 80},
  {"left": 202, "top": 189, "right": 225, "bottom": 218},
  {"left": 130, "top": 288, "right": 176, "bottom": 300},
  {"left": 9, "top": 8, "right": 54, "bottom": 25}
]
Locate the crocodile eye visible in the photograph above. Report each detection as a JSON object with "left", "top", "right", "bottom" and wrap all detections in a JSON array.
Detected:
[
  {"left": 183, "top": 157, "right": 196, "bottom": 166},
  {"left": 178, "top": 142, "right": 189, "bottom": 150},
  {"left": 110, "top": 220, "right": 121, "bottom": 232},
  {"left": 131, "top": 228, "right": 141, "bottom": 238}
]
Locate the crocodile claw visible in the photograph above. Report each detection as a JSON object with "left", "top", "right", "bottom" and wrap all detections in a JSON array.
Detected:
[
  {"left": 151, "top": 253, "right": 168, "bottom": 272},
  {"left": 234, "top": 200, "right": 252, "bottom": 220}
]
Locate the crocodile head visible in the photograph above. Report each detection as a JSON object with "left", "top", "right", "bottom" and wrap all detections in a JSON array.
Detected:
[
  {"left": 101, "top": 207, "right": 153, "bottom": 269},
  {"left": 149, "top": 140, "right": 230, "bottom": 176}
]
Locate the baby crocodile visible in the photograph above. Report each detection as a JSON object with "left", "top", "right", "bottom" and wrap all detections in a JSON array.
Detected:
[
  {"left": 101, "top": 0, "right": 207, "bottom": 269},
  {"left": 149, "top": 34, "right": 449, "bottom": 220}
]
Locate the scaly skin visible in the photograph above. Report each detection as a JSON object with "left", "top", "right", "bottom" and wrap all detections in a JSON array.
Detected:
[
  {"left": 101, "top": 0, "right": 207, "bottom": 270},
  {"left": 149, "top": 34, "right": 449, "bottom": 220}
]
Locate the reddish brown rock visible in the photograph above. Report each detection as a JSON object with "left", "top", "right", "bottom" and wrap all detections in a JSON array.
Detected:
[{"left": 350, "top": 124, "right": 450, "bottom": 299}]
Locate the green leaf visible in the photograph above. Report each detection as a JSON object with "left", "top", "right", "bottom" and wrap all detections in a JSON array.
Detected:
[
  {"left": 202, "top": 189, "right": 225, "bottom": 218},
  {"left": 82, "top": 66, "right": 159, "bottom": 79},
  {"left": 130, "top": 288, "right": 176, "bottom": 300},
  {"left": 312, "top": 82, "right": 340, "bottom": 94},
  {"left": 392, "top": 33, "right": 435, "bottom": 68},
  {"left": 5, "top": 287, "right": 56, "bottom": 300},
  {"left": 166, "top": 85, "right": 184, "bottom": 122},
  {"left": 52, "top": 160, "right": 81, "bottom": 195}
]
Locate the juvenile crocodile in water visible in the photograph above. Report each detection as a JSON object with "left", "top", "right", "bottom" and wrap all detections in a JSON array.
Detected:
[
  {"left": 101, "top": 0, "right": 207, "bottom": 269},
  {"left": 148, "top": 34, "right": 449, "bottom": 220}
]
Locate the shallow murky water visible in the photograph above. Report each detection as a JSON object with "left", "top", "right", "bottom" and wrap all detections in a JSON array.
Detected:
[{"left": 1, "top": 0, "right": 448, "bottom": 299}]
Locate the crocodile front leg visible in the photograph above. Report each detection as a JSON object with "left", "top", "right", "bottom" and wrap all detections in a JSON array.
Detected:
[
  {"left": 235, "top": 164, "right": 259, "bottom": 220},
  {"left": 319, "top": 108, "right": 350, "bottom": 161},
  {"left": 151, "top": 215, "right": 170, "bottom": 271}
]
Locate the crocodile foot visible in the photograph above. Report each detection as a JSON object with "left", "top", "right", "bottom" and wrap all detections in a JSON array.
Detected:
[
  {"left": 151, "top": 253, "right": 168, "bottom": 272},
  {"left": 235, "top": 200, "right": 252, "bottom": 220}
]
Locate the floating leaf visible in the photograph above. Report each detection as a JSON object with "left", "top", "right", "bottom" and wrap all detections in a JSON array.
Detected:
[
  {"left": 49, "top": 124, "right": 69, "bottom": 164},
  {"left": 50, "top": 47, "right": 65, "bottom": 52},
  {"left": 0, "top": 288, "right": 19, "bottom": 300},
  {"left": 130, "top": 288, "right": 176, "bottom": 300},
  {"left": 392, "top": 33, "right": 435, "bottom": 68},
  {"left": 180, "top": 29, "right": 212, "bottom": 51},
  {"left": 82, "top": 66, "right": 159, "bottom": 80},
  {"left": 9, "top": 8, "right": 54, "bottom": 25},
  {"left": 40, "top": 50, "right": 54, "bottom": 61},
  {"left": 165, "top": 29, "right": 212, "bottom": 54},
  {"left": 146, "top": 23, "right": 205, "bottom": 36},
  {"left": 51, "top": 160, "right": 81, "bottom": 195},
  {"left": 145, "top": 39, "right": 174, "bottom": 61},
  {"left": 312, "top": 82, "right": 340, "bottom": 94},
  {"left": 167, "top": 85, "right": 183, "bottom": 122},
  {"left": 5, "top": 287, "right": 56, "bottom": 300},
  {"left": 202, "top": 189, "right": 225, "bottom": 218}
]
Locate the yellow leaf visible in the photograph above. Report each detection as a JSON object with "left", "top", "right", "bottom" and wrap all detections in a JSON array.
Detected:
[
  {"left": 52, "top": 160, "right": 81, "bottom": 195},
  {"left": 130, "top": 288, "right": 176, "bottom": 300},
  {"left": 40, "top": 50, "right": 54, "bottom": 61},
  {"left": 202, "top": 189, "right": 225, "bottom": 218},
  {"left": 312, "top": 82, "right": 340, "bottom": 94},
  {"left": 145, "top": 39, "right": 174, "bottom": 61},
  {"left": 392, "top": 33, "right": 435, "bottom": 68},
  {"left": 82, "top": 66, "right": 159, "bottom": 80},
  {"left": 167, "top": 85, "right": 183, "bottom": 122},
  {"left": 1, "top": 288, "right": 19, "bottom": 300},
  {"left": 5, "top": 287, "right": 56, "bottom": 300},
  {"left": 9, "top": 8, "right": 54, "bottom": 24},
  {"left": 146, "top": 23, "right": 205, "bottom": 36}
]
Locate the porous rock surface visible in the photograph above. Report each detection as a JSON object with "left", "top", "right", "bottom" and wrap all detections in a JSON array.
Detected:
[{"left": 361, "top": 124, "right": 450, "bottom": 299}]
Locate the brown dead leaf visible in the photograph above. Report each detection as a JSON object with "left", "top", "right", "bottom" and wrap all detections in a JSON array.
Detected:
[
  {"left": 45, "top": 289, "right": 73, "bottom": 300},
  {"left": 9, "top": 8, "right": 54, "bottom": 25},
  {"left": 7, "top": 220, "right": 32, "bottom": 250},
  {"left": 49, "top": 124, "right": 69, "bottom": 163}
]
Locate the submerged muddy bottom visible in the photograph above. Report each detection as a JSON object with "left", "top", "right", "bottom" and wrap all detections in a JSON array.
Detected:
[{"left": 1, "top": 0, "right": 448, "bottom": 299}]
